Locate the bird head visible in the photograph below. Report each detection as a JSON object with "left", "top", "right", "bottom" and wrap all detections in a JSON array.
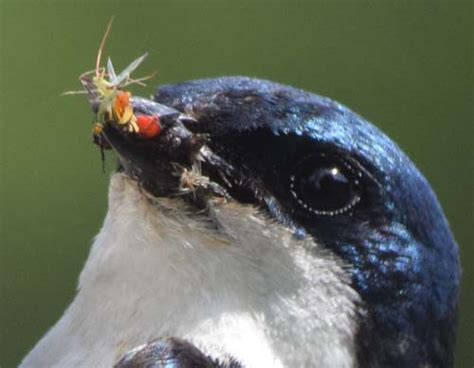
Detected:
[{"left": 97, "top": 77, "right": 459, "bottom": 367}]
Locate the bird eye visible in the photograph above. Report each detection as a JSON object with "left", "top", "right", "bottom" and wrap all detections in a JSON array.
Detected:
[{"left": 290, "top": 153, "right": 362, "bottom": 216}]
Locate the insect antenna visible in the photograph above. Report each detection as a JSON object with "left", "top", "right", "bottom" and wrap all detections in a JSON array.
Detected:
[{"left": 96, "top": 17, "right": 114, "bottom": 78}]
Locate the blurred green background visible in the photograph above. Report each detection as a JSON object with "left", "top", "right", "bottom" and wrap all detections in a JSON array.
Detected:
[{"left": 0, "top": 1, "right": 471, "bottom": 367}]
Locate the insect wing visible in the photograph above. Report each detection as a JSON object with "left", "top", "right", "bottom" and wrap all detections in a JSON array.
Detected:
[
  {"left": 107, "top": 58, "right": 117, "bottom": 84},
  {"left": 115, "top": 53, "right": 148, "bottom": 85}
]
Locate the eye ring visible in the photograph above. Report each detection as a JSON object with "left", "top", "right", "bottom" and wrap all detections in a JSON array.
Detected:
[{"left": 289, "top": 153, "right": 362, "bottom": 216}]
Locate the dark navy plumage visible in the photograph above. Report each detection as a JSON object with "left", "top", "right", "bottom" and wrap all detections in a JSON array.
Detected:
[{"left": 150, "top": 77, "right": 460, "bottom": 367}]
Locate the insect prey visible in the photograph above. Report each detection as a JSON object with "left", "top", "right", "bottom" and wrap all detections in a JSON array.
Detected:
[{"left": 66, "top": 18, "right": 162, "bottom": 150}]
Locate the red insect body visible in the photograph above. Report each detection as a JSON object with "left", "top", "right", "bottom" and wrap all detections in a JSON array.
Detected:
[{"left": 136, "top": 115, "right": 161, "bottom": 139}]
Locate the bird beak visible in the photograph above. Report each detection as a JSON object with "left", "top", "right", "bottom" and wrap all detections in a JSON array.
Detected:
[{"left": 99, "top": 97, "right": 206, "bottom": 196}]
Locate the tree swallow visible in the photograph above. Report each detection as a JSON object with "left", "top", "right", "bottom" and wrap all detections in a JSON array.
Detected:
[{"left": 20, "top": 77, "right": 460, "bottom": 368}]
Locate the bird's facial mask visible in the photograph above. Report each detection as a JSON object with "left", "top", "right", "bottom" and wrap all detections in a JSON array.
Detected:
[
  {"left": 90, "top": 76, "right": 378, "bottom": 226},
  {"left": 95, "top": 88, "right": 378, "bottom": 235}
]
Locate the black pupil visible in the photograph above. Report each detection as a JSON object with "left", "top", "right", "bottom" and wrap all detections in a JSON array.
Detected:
[{"left": 296, "top": 160, "right": 356, "bottom": 213}]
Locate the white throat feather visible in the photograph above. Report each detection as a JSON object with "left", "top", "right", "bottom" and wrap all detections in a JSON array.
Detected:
[{"left": 20, "top": 173, "right": 361, "bottom": 368}]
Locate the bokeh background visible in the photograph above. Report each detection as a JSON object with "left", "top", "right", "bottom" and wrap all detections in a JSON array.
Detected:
[{"left": 0, "top": 1, "right": 471, "bottom": 367}]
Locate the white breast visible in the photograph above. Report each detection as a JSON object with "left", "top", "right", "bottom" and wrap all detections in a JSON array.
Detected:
[{"left": 20, "top": 174, "right": 361, "bottom": 368}]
